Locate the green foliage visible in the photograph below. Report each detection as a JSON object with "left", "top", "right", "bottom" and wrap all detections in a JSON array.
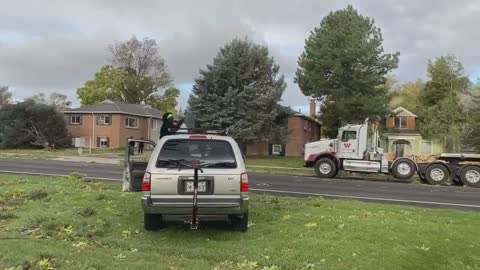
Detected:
[
  {"left": 420, "top": 55, "right": 470, "bottom": 107},
  {"left": 26, "top": 190, "right": 49, "bottom": 201},
  {"left": 0, "top": 212, "right": 16, "bottom": 220},
  {"left": 295, "top": 5, "right": 399, "bottom": 138},
  {"left": 0, "top": 86, "right": 12, "bottom": 105},
  {"left": 389, "top": 79, "right": 425, "bottom": 112},
  {"left": 417, "top": 55, "right": 469, "bottom": 151},
  {"left": 77, "top": 65, "right": 127, "bottom": 106},
  {"left": 66, "top": 172, "right": 95, "bottom": 189},
  {"left": 0, "top": 100, "right": 71, "bottom": 149},
  {"left": 187, "top": 38, "right": 287, "bottom": 144},
  {"left": 77, "top": 207, "right": 97, "bottom": 218},
  {"left": 150, "top": 87, "right": 180, "bottom": 112},
  {"left": 38, "top": 258, "right": 55, "bottom": 270},
  {"left": 464, "top": 85, "right": 480, "bottom": 151},
  {"left": 418, "top": 96, "right": 465, "bottom": 151},
  {"left": 77, "top": 36, "right": 176, "bottom": 110},
  {"left": 0, "top": 189, "right": 27, "bottom": 206},
  {"left": 270, "top": 105, "right": 295, "bottom": 144}
]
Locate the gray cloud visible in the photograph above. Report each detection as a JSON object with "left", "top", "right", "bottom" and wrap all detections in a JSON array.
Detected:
[
  {"left": 1, "top": 0, "right": 479, "bottom": 108},
  {"left": 352, "top": 0, "right": 480, "bottom": 80}
]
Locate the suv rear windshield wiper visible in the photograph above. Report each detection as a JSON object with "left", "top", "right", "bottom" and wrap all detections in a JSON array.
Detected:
[
  {"left": 157, "top": 159, "right": 186, "bottom": 169},
  {"left": 201, "top": 162, "right": 236, "bottom": 168},
  {"left": 160, "top": 159, "right": 203, "bottom": 171}
]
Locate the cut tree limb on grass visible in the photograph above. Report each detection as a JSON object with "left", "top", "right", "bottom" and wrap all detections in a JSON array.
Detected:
[{"left": 24, "top": 120, "right": 48, "bottom": 148}]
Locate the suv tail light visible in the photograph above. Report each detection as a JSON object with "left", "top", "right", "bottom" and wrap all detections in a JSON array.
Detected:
[
  {"left": 142, "top": 172, "right": 151, "bottom": 192},
  {"left": 240, "top": 173, "right": 249, "bottom": 192}
]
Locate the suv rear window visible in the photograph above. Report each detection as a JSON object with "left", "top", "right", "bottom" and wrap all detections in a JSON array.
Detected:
[{"left": 156, "top": 139, "right": 237, "bottom": 169}]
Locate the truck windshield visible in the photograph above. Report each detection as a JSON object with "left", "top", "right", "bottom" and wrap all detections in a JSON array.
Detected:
[{"left": 156, "top": 139, "right": 237, "bottom": 169}]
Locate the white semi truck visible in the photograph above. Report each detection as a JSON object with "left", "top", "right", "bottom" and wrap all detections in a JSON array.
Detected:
[{"left": 303, "top": 119, "right": 480, "bottom": 188}]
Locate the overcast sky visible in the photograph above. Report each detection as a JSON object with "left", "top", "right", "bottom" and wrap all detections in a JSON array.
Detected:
[{"left": 1, "top": 0, "right": 480, "bottom": 112}]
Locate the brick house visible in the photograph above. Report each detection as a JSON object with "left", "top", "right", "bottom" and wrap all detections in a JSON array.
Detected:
[
  {"left": 63, "top": 100, "right": 166, "bottom": 149},
  {"left": 382, "top": 106, "right": 443, "bottom": 159},
  {"left": 246, "top": 100, "right": 321, "bottom": 156}
]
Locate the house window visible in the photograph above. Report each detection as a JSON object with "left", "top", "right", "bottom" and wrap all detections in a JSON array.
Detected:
[
  {"left": 97, "top": 115, "right": 111, "bottom": 125},
  {"left": 395, "top": 116, "right": 407, "bottom": 129},
  {"left": 97, "top": 137, "right": 109, "bottom": 148},
  {"left": 421, "top": 141, "right": 432, "bottom": 154},
  {"left": 272, "top": 144, "right": 283, "bottom": 155},
  {"left": 341, "top": 131, "right": 357, "bottom": 142},
  {"left": 125, "top": 117, "right": 139, "bottom": 128},
  {"left": 151, "top": 119, "right": 157, "bottom": 130},
  {"left": 70, "top": 115, "right": 81, "bottom": 125}
]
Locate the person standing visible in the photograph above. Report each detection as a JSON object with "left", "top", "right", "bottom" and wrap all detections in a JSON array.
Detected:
[
  {"left": 160, "top": 112, "right": 184, "bottom": 139},
  {"left": 138, "top": 137, "right": 145, "bottom": 154},
  {"left": 128, "top": 136, "right": 135, "bottom": 155}
]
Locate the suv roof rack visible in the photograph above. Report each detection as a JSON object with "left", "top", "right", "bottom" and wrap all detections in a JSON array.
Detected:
[{"left": 174, "top": 128, "right": 229, "bottom": 136}]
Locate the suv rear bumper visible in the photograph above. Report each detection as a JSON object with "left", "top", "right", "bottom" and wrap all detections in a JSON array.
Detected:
[{"left": 142, "top": 196, "right": 249, "bottom": 215}]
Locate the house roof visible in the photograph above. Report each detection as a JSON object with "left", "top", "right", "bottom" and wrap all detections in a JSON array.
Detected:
[
  {"left": 64, "top": 100, "right": 165, "bottom": 119},
  {"left": 391, "top": 106, "right": 417, "bottom": 118}
]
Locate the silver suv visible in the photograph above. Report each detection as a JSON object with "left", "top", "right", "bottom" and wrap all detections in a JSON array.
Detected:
[{"left": 124, "top": 132, "right": 249, "bottom": 231}]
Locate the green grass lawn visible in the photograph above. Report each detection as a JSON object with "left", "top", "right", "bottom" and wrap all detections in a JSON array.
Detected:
[
  {"left": 245, "top": 156, "right": 315, "bottom": 175},
  {"left": 1, "top": 174, "right": 479, "bottom": 270},
  {"left": 0, "top": 148, "right": 125, "bottom": 159},
  {"left": 245, "top": 156, "right": 305, "bottom": 168}
]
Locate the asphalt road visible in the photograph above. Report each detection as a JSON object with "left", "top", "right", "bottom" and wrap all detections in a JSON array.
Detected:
[{"left": 0, "top": 158, "right": 479, "bottom": 211}]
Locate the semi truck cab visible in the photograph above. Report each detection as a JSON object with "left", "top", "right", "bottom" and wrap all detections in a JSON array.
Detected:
[{"left": 305, "top": 119, "right": 392, "bottom": 177}]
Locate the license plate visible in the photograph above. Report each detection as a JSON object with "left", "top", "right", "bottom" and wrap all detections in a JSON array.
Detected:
[{"left": 185, "top": 181, "right": 207, "bottom": 192}]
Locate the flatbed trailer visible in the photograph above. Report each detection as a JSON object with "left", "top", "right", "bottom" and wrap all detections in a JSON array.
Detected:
[
  {"left": 416, "top": 153, "right": 480, "bottom": 187},
  {"left": 304, "top": 119, "right": 480, "bottom": 188}
]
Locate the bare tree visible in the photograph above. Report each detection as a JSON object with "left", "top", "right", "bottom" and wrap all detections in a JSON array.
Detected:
[
  {"left": 0, "top": 86, "right": 12, "bottom": 105},
  {"left": 28, "top": 92, "right": 71, "bottom": 111},
  {"left": 48, "top": 92, "right": 72, "bottom": 111},
  {"left": 109, "top": 36, "right": 173, "bottom": 104},
  {"left": 29, "top": 93, "right": 47, "bottom": 104}
]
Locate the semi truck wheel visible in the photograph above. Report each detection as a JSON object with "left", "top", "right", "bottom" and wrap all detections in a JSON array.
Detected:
[
  {"left": 391, "top": 159, "right": 416, "bottom": 180},
  {"left": 460, "top": 166, "right": 480, "bottom": 188},
  {"left": 425, "top": 164, "right": 449, "bottom": 185},
  {"left": 314, "top": 158, "right": 337, "bottom": 178}
]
